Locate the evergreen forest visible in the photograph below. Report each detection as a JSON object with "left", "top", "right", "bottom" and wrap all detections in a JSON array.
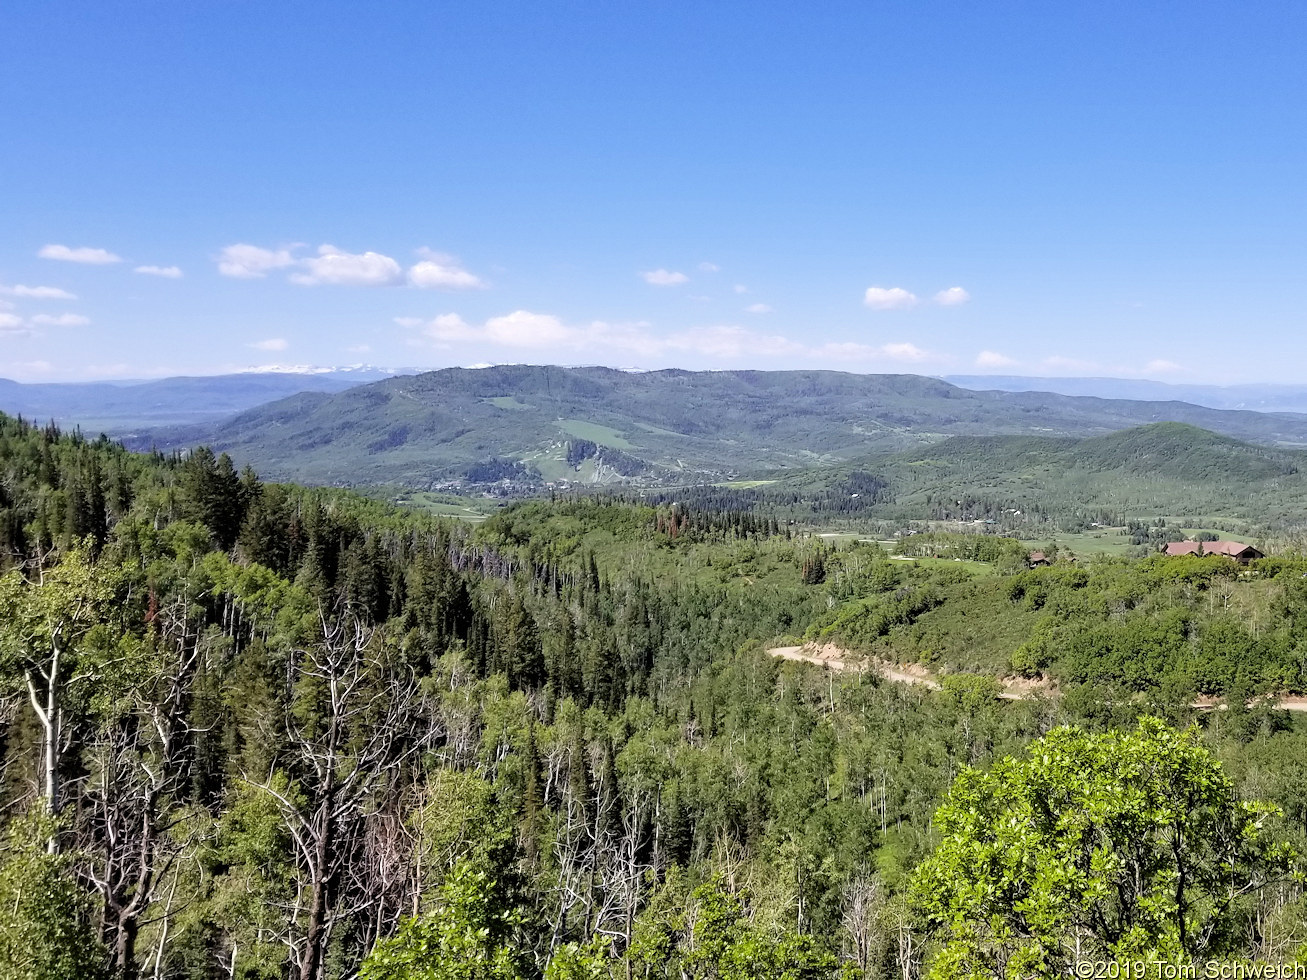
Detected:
[{"left": 1, "top": 414, "right": 1306, "bottom": 979}]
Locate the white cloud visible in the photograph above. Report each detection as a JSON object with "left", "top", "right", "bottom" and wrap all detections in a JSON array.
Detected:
[
  {"left": 424, "top": 313, "right": 479, "bottom": 343},
  {"left": 290, "top": 245, "right": 403, "bottom": 287},
  {"left": 408, "top": 250, "right": 487, "bottom": 290},
  {"left": 878, "top": 342, "right": 931, "bottom": 362},
  {"left": 221, "top": 241, "right": 487, "bottom": 290},
  {"left": 218, "top": 244, "right": 298, "bottom": 279},
  {"left": 976, "top": 350, "right": 1017, "bottom": 368},
  {"left": 393, "top": 316, "right": 425, "bottom": 328},
  {"left": 425, "top": 310, "right": 576, "bottom": 348},
  {"left": 733, "top": 284, "right": 748, "bottom": 294},
  {"left": 0, "top": 313, "right": 26, "bottom": 332},
  {"left": 409, "top": 309, "right": 944, "bottom": 366},
  {"left": 934, "top": 286, "right": 970, "bottom": 306},
  {"left": 0, "top": 284, "right": 77, "bottom": 300},
  {"left": 744, "top": 303, "right": 773, "bottom": 314},
  {"left": 663, "top": 325, "right": 804, "bottom": 358},
  {"left": 1144, "top": 359, "right": 1183, "bottom": 374},
  {"left": 698, "top": 262, "right": 720, "bottom": 273},
  {"left": 30, "top": 313, "right": 90, "bottom": 327},
  {"left": 135, "top": 265, "right": 183, "bottom": 278},
  {"left": 863, "top": 286, "right": 918, "bottom": 310},
  {"left": 486, "top": 311, "right": 579, "bottom": 347},
  {"left": 641, "top": 269, "right": 689, "bottom": 286},
  {"left": 39, "top": 244, "right": 122, "bottom": 264},
  {"left": 248, "top": 338, "right": 289, "bottom": 351}
]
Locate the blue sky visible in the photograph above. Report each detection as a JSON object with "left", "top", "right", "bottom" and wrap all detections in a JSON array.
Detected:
[{"left": 1, "top": 1, "right": 1304, "bottom": 382}]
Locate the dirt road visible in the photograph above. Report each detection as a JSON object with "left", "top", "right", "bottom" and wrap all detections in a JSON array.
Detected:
[{"left": 767, "top": 643, "right": 1307, "bottom": 711}]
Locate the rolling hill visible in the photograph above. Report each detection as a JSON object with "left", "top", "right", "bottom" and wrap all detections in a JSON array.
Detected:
[
  {"left": 678, "top": 422, "right": 1307, "bottom": 534},
  {"left": 136, "top": 365, "right": 1307, "bottom": 489}
]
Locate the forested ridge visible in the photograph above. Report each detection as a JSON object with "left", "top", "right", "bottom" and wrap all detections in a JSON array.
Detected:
[
  {"left": 1, "top": 415, "right": 1306, "bottom": 979},
  {"left": 134, "top": 366, "right": 1307, "bottom": 488}
]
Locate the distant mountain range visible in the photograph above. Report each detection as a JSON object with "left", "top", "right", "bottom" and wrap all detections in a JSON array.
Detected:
[
  {"left": 127, "top": 365, "right": 1307, "bottom": 489},
  {"left": 944, "top": 375, "right": 1307, "bottom": 415},
  {"left": 0, "top": 368, "right": 400, "bottom": 433}
]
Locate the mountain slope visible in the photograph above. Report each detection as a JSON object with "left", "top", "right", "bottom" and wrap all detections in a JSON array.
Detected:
[
  {"left": 137, "top": 366, "right": 1307, "bottom": 488},
  {"left": 641, "top": 422, "right": 1307, "bottom": 533},
  {"left": 828, "top": 422, "right": 1307, "bottom": 529}
]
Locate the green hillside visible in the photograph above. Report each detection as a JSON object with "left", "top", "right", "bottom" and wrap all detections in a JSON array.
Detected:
[
  {"left": 138, "top": 366, "right": 1307, "bottom": 489},
  {"left": 646, "top": 423, "right": 1307, "bottom": 535}
]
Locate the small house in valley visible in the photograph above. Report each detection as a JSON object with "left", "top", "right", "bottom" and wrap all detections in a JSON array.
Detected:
[{"left": 1163, "top": 540, "right": 1264, "bottom": 564}]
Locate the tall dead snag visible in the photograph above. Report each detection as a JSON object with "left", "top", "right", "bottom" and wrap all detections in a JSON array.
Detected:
[
  {"left": 79, "top": 594, "right": 202, "bottom": 980},
  {"left": 244, "top": 611, "right": 422, "bottom": 980}
]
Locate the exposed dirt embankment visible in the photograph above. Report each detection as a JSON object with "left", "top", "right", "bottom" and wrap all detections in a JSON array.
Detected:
[
  {"left": 769, "top": 643, "right": 863, "bottom": 673},
  {"left": 769, "top": 643, "right": 1041, "bottom": 697},
  {"left": 767, "top": 644, "right": 1307, "bottom": 711}
]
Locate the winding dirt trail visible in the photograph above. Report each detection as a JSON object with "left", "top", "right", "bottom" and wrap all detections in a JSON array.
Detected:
[{"left": 767, "top": 643, "right": 1307, "bottom": 712}]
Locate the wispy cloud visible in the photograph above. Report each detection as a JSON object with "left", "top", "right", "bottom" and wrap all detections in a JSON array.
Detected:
[
  {"left": 219, "top": 242, "right": 487, "bottom": 290},
  {"left": 863, "top": 286, "right": 918, "bottom": 310},
  {"left": 248, "top": 338, "right": 289, "bottom": 351},
  {"left": 135, "top": 265, "right": 183, "bottom": 278},
  {"left": 641, "top": 269, "right": 689, "bottom": 286},
  {"left": 218, "top": 244, "right": 298, "bottom": 279},
  {"left": 408, "top": 309, "right": 943, "bottom": 366},
  {"left": 0, "top": 313, "right": 26, "bottom": 333},
  {"left": 291, "top": 246, "right": 403, "bottom": 286},
  {"left": 0, "top": 284, "right": 77, "bottom": 300},
  {"left": 30, "top": 313, "right": 90, "bottom": 327},
  {"left": 698, "top": 262, "right": 720, "bottom": 273},
  {"left": 876, "top": 342, "right": 933, "bottom": 362},
  {"left": 733, "top": 284, "right": 748, "bottom": 294},
  {"left": 744, "top": 303, "right": 773, "bottom": 314},
  {"left": 39, "top": 244, "right": 122, "bottom": 264},
  {"left": 408, "top": 249, "right": 487, "bottom": 290},
  {"left": 934, "top": 286, "right": 970, "bottom": 306},
  {"left": 976, "top": 350, "right": 1017, "bottom": 368}
]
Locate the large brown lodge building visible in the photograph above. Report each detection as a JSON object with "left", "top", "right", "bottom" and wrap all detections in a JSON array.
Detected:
[{"left": 1163, "top": 540, "right": 1264, "bottom": 563}]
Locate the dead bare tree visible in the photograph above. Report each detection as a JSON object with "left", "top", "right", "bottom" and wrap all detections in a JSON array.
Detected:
[
  {"left": 243, "top": 610, "right": 423, "bottom": 980},
  {"left": 78, "top": 594, "right": 203, "bottom": 980},
  {"left": 841, "top": 872, "right": 886, "bottom": 975}
]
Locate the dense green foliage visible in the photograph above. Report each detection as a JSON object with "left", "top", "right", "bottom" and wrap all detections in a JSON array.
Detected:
[
  {"left": 913, "top": 719, "right": 1299, "bottom": 977},
  {"left": 0, "top": 414, "right": 1305, "bottom": 979}
]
